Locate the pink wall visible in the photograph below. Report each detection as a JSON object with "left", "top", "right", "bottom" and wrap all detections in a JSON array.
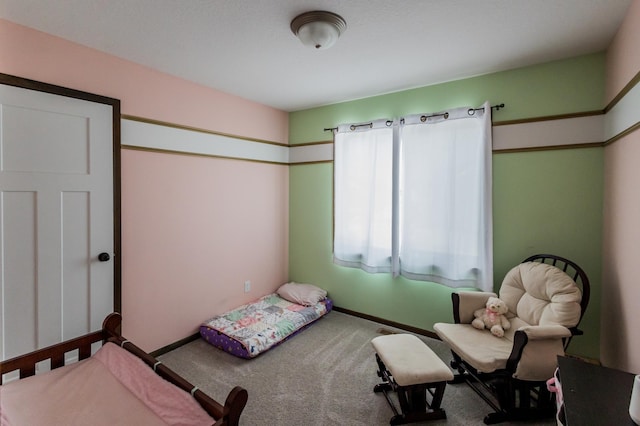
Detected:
[
  {"left": 1, "top": 19, "right": 290, "bottom": 351},
  {"left": 602, "top": 0, "right": 640, "bottom": 373},
  {"left": 122, "top": 150, "right": 289, "bottom": 351},
  {"left": 602, "top": 136, "right": 640, "bottom": 372},
  {"left": 0, "top": 19, "right": 288, "bottom": 144},
  {"left": 605, "top": 1, "right": 640, "bottom": 105}
]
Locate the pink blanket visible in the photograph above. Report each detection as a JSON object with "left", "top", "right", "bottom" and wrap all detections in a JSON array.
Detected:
[{"left": 0, "top": 343, "right": 213, "bottom": 426}]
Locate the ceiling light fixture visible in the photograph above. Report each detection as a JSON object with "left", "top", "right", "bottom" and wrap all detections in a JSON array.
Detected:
[{"left": 290, "top": 11, "right": 347, "bottom": 50}]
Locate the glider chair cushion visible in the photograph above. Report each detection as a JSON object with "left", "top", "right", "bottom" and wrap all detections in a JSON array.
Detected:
[
  {"left": 434, "top": 254, "right": 589, "bottom": 424},
  {"left": 434, "top": 316, "right": 513, "bottom": 374},
  {"left": 500, "top": 261, "right": 582, "bottom": 329}
]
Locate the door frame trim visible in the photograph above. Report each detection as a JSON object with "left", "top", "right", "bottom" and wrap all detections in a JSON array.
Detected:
[{"left": 0, "top": 73, "right": 122, "bottom": 313}]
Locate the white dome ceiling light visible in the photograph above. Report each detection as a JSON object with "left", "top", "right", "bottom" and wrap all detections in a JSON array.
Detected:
[{"left": 290, "top": 11, "right": 347, "bottom": 50}]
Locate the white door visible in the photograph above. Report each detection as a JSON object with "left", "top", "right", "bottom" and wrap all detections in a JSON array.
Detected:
[{"left": 0, "top": 82, "right": 116, "bottom": 362}]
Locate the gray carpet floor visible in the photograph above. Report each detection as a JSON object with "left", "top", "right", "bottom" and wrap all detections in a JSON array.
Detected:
[{"left": 158, "top": 311, "right": 556, "bottom": 426}]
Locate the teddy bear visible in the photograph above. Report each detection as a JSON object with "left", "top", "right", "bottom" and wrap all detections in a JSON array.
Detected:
[{"left": 472, "top": 296, "right": 511, "bottom": 337}]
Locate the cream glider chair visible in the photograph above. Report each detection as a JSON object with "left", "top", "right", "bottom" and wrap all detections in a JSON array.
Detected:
[{"left": 434, "top": 254, "right": 590, "bottom": 424}]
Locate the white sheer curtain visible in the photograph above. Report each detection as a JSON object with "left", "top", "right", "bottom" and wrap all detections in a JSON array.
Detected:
[
  {"left": 333, "top": 102, "right": 493, "bottom": 291},
  {"left": 333, "top": 119, "right": 393, "bottom": 272},
  {"left": 398, "top": 103, "right": 493, "bottom": 290}
]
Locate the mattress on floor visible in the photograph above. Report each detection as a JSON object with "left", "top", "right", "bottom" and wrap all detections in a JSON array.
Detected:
[{"left": 200, "top": 293, "right": 333, "bottom": 359}]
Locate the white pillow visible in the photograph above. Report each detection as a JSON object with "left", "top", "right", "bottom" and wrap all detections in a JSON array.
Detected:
[{"left": 277, "top": 282, "right": 327, "bottom": 306}]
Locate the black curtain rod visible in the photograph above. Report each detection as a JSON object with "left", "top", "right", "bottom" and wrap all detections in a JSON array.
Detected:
[
  {"left": 323, "top": 103, "right": 505, "bottom": 132},
  {"left": 468, "top": 103, "right": 505, "bottom": 115}
]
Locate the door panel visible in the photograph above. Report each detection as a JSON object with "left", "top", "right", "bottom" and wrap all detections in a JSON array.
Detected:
[
  {"left": 62, "top": 191, "right": 91, "bottom": 341},
  {"left": 2, "top": 104, "right": 89, "bottom": 174},
  {"left": 1, "top": 191, "right": 37, "bottom": 358},
  {"left": 0, "top": 80, "right": 118, "bottom": 361}
]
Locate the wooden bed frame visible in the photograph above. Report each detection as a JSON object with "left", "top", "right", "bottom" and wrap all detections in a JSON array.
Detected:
[{"left": 0, "top": 312, "right": 248, "bottom": 426}]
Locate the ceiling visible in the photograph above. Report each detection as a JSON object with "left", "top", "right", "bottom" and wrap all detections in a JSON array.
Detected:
[{"left": 0, "top": 0, "right": 633, "bottom": 112}]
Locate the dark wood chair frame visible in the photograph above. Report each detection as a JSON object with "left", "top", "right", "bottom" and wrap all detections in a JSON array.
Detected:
[
  {"left": 447, "top": 254, "right": 590, "bottom": 424},
  {"left": 0, "top": 312, "right": 248, "bottom": 426}
]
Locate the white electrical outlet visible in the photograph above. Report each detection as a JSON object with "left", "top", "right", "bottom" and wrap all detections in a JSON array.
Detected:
[{"left": 244, "top": 280, "right": 251, "bottom": 293}]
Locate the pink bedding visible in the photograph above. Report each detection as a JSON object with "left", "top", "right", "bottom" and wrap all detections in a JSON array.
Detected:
[{"left": 0, "top": 343, "right": 213, "bottom": 426}]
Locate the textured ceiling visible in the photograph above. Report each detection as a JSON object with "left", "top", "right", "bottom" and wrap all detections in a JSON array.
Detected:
[{"left": 0, "top": 0, "right": 632, "bottom": 111}]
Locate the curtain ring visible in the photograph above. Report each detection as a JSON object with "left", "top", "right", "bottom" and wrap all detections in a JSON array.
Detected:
[
  {"left": 444, "top": 112, "right": 449, "bottom": 119},
  {"left": 420, "top": 115, "right": 427, "bottom": 122},
  {"left": 350, "top": 124, "right": 356, "bottom": 131},
  {"left": 468, "top": 108, "right": 476, "bottom": 116},
  {"left": 385, "top": 120, "right": 393, "bottom": 127}
]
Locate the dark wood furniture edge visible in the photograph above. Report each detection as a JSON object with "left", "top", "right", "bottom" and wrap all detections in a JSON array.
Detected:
[
  {"left": 451, "top": 293, "right": 461, "bottom": 324},
  {"left": 557, "top": 355, "right": 636, "bottom": 426}
]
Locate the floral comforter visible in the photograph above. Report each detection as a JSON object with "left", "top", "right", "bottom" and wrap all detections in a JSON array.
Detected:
[{"left": 200, "top": 293, "right": 332, "bottom": 358}]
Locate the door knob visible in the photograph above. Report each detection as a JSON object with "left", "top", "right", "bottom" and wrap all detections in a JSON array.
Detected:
[{"left": 98, "top": 252, "right": 111, "bottom": 262}]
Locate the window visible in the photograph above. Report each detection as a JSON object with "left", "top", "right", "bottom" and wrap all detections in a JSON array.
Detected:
[{"left": 333, "top": 103, "right": 493, "bottom": 290}]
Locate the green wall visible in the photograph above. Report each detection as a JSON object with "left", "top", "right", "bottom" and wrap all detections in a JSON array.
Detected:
[{"left": 288, "top": 53, "right": 605, "bottom": 360}]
